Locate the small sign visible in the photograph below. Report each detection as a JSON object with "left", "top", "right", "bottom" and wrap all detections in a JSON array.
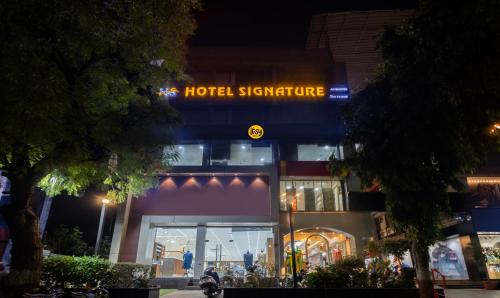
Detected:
[
  {"left": 329, "top": 86, "right": 350, "bottom": 100},
  {"left": 248, "top": 124, "right": 264, "bottom": 139}
]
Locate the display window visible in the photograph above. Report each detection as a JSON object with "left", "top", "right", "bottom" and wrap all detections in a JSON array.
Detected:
[
  {"left": 204, "top": 227, "right": 275, "bottom": 278},
  {"left": 152, "top": 227, "right": 197, "bottom": 277},
  {"left": 428, "top": 236, "right": 469, "bottom": 280},
  {"left": 283, "top": 228, "right": 354, "bottom": 274},
  {"left": 478, "top": 233, "right": 500, "bottom": 279},
  {"left": 280, "top": 180, "right": 344, "bottom": 212}
]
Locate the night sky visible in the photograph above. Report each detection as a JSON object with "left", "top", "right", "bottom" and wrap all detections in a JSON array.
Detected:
[
  {"left": 190, "top": 0, "right": 417, "bottom": 47},
  {"left": 47, "top": 0, "right": 418, "bottom": 246}
]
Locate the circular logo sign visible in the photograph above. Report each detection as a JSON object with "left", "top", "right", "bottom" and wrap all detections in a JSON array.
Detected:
[{"left": 248, "top": 124, "right": 264, "bottom": 139}]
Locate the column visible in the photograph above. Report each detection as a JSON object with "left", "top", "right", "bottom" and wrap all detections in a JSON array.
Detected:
[{"left": 194, "top": 225, "right": 207, "bottom": 279}]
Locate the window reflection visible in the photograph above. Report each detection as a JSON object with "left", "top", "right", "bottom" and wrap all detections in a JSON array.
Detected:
[
  {"left": 164, "top": 144, "right": 204, "bottom": 166},
  {"left": 280, "top": 179, "right": 344, "bottom": 211},
  {"left": 297, "top": 144, "right": 341, "bottom": 161},
  {"left": 210, "top": 141, "right": 273, "bottom": 166}
]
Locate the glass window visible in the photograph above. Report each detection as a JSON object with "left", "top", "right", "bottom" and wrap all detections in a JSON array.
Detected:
[
  {"left": 164, "top": 144, "right": 204, "bottom": 166},
  {"left": 280, "top": 179, "right": 344, "bottom": 211},
  {"left": 210, "top": 141, "right": 273, "bottom": 166},
  {"left": 478, "top": 234, "right": 500, "bottom": 279},
  {"left": 297, "top": 144, "right": 340, "bottom": 161},
  {"left": 204, "top": 227, "right": 275, "bottom": 278},
  {"left": 152, "top": 227, "right": 197, "bottom": 277}
]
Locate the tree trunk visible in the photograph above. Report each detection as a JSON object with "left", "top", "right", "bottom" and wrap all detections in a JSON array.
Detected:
[
  {"left": 3, "top": 173, "right": 43, "bottom": 297},
  {"left": 412, "top": 240, "right": 434, "bottom": 298}
]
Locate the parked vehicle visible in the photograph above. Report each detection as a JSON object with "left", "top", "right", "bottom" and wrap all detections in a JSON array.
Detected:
[{"left": 200, "top": 267, "right": 222, "bottom": 297}]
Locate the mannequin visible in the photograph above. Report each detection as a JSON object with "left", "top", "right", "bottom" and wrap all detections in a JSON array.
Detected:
[
  {"left": 183, "top": 250, "right": 193, "bottom": 276},
  {"left": 243, "top": 250, "right": 253, "bottom": 269}
]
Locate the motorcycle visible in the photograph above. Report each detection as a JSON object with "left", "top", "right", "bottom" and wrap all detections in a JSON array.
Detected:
[{"left": 199, "top": 274, "right": 222, "bottom": 297}]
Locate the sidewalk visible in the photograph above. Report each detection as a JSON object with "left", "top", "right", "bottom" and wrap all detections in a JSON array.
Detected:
[
  {"left": 160, "top": 290, "right": 207, "bottom": 298},
  {"left": 445, "top": 289, "right": 500, "bottom": 298}
]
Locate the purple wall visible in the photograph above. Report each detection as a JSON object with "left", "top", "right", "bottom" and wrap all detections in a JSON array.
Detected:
[
  {"left": 140, "top": 175, "right": 270, "bottom": 216},
  {"left": 119, "top": 175, "right": 270, "bottom": 262}
]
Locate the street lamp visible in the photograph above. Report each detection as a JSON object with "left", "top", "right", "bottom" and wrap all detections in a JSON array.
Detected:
[{"left": 95, "top": 198, "right": 110, "bottom": 256}]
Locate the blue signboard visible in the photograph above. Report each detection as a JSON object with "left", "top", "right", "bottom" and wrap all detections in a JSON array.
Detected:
[{"left": 329, "top": 86, "right": 350, "bottom": 100}]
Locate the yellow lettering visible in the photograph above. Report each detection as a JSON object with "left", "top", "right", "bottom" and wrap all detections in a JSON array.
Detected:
[
  {"left": 305, "top": 87, "right": 314, "bottom": 96},
  {"left": 276, "top": 87, "right": 284, "bottom": 96},
  {"left": 208, "top": 86, "right": 217, "bottom": 96},
  {"left": 227, "top": 86, "right": 234, "bottom": 96},
  {"left": 254, "top": 87, "right": 262, "bottom": 96},
  {"left": 185, "top": 86, "right": 195, "bottom": 97},
  {"left": 285, "top": 87, "right": 293, "bottom": 96},
  {"left": 238, "top": 86, "right": 246, "bottom": 96},
  {"left": 295, "top": 87, "right": 304, "bottom": 96},
  {"left": 197, "top": 87, "right": 207, "bottom": 96},
  {"left": 264, "top": 87, "right": 274, "bottom": 96},
  {"left": 216, "top": 86, "right": 225, "bottom": 96},
  {"left": 316, "top": 87, "right": 325, "bottom": 97}
]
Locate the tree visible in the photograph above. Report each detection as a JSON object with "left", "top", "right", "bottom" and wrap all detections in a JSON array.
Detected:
[
  {"left": 45, "top": 225, "right": 90, "bottom": 256},
  {"left": 337, "top": 1, "right": 500, "bottom": 297},
  {"left": 0, "top": 0, "right": 200, "bottom": 294}
]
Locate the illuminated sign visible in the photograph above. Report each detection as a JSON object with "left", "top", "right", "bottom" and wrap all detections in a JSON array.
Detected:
[
  {"left": 157, "top": 85, "right": 350, "bottom": 100},
  {"left": 157, "top": 87, "right": 180, "bottom": 97},
  {"left": 248, "top": 124, "right": 264, "bottom": 139},
  {"left": 328, "top": 86, "right": 350, "bottom": 100}
]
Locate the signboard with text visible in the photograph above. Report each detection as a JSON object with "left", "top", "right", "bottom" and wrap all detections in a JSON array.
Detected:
[{"left": 157, "top": 85, "right": 349, "bottom": 101}]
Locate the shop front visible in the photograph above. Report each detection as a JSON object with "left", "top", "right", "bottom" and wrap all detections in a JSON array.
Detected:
[{"left": 282, "top": 228, "right": 355, "bottom": 274}]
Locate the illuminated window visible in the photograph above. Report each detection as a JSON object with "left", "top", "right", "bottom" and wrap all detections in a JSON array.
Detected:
[
  {"left": 297, "top": 144, "right": 341, "bottom": 161},
  {"left": 210, "top": 141, "right": 273, "bottom": 166},
  {"left": 280, "top": 179, "right": 344, "bottom": 212},
  {"left": 164, "top": 144, "right": 204, "bottom": 166}
]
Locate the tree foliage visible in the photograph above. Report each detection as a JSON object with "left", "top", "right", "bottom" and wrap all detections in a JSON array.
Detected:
[
  {"left": 0, "top": 0, "right": 200, "bottom": 202},
  {"left": 0, "top": 0, "right": 200, "bottom": 292},
  {"left": 342, "top": 0, "right": 500, "bottom": 247},
  {"left": 45, "top": 225, "right": 90, "bottom": 256},
  {"left": 337, "top": 1, "right": 500, "bottom": 296}
]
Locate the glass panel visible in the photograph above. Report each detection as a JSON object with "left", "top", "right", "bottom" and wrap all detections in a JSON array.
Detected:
[
  {"left": 297, "top": 144, "right": 339, "bottom": 161},
  {"left": 279, "top": 179, "right": 344, "bottom": 211},
  {"left": 210, "top": 141, "right": 273, "bottom": 166},
  {"left": 478, "top": 234, "right": 500, "bottom": 279},
  {"left": 204, "top": 227, "right": 275, "bottom": 278},
  {"left": 164, "top": 144, "right": 204, "bottom": 166},
  {"left": 152, "top": 227, "right": 197, "bottom": 277}
]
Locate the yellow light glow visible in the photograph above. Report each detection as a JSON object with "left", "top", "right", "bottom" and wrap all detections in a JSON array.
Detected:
[
  {"left": 467, "top": 177, "right": 500, "bottom": 184},
  {"left": 102, "top": 198, "right": 110, "bottom": 204},
  {"left": 183, "top": 86, "right": 326, "bottom": 98}
]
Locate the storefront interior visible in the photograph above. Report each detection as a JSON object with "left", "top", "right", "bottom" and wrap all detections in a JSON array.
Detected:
[
  {"left": 152, "top": 226, "right": 275, "bottom": 278},
  {"left": 282, "top": 228, "right": 354, "bottom": 274}
]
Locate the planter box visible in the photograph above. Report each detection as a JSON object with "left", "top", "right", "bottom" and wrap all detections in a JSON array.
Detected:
[
  {"left": 223, "top": 287, "right": 419, "bottom": 298},
  {"left": 108, "top": 287, "right": 160, "bottom": 298}
]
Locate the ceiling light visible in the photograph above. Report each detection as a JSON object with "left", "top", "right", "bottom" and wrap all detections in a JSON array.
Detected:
[
  {"left": 260, "top": 157, "right": 265, "bottom": 162},
  {"left": 241, "top": 145, "right": 246, "bottom": 149},
  {"left": 299, "top": 186, "right": 304, "bottom": 189},
  {"left": 199, "top": 145, "right": 204, "bottom": 149}
]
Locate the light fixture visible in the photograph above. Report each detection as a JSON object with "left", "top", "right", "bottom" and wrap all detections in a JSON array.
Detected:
[
  {"left": 286, "top": 186, "right": 292, "bottom": 190},
  {"left": 241, "top": 145, "right": 246, "bottom": 149},
  {"left": 101, "top": 198, "right": 110, "bottom": 204},
  {"left": 314, "top": 187, "right": 319, "bottom": 191},
  {"left": 260, "top": 157, "right": 265, "bottom": 162},
  {"left": 316, "top": 158, "right": 321, "bottom": 161},
  {"left": 299, "top": 186, "right": 304, "bottom": 190},
  {"left": 199, "top": 145, "right": 204, "bottom": 149},
  {"left": 324, "top": 145, "right": 329, "bottom": 149},
  {"left": 178, "top": 146, "right": 184, "bottom": 150}
]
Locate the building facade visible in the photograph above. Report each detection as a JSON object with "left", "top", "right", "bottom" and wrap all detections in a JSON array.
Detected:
[{"left": 108, "top": 10, "right": 500, "bottom": 286}]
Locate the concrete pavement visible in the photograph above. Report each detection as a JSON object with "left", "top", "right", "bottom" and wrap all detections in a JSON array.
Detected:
[
  {"left": 445, "top": 289, "right": 500, "bottom": 298},
  {"left": 160, "top": 289, "right": 500, "bottom": 298}
]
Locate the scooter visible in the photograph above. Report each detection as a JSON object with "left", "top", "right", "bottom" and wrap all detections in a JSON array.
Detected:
[{"left": 199, "top": 274, "right": 222, "bottom": 297}]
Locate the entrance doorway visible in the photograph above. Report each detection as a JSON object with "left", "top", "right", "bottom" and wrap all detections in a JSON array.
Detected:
[{"left": 283, "top": 228, "right": 355, "bottom": 274}]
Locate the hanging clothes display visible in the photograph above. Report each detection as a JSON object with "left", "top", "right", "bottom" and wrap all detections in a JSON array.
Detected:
[
  {"left": 182, "top": 250, "right": 193, "bottom": 269},
  {"left": 332, "top": 248, "right": 342, "bottom": 263},
  {"left": 285, "top": 248, "right": 305, "bottom": 273},
  {"left": 243, "top": 251, "right": 253, "bottom": 268}
]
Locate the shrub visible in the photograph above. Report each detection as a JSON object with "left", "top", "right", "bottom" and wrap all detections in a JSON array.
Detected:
[
  {"left": 304, "top": 256, "right": 415, "bottom": 289},
  {"left": 42, "top": 255, "right": 113, "bottom": 288},
  {"left": 304, "top": 257, "right": 368, "bottom": 288},
  {"left": 108, "top": 263, "right": 153, "bottom": 288}
]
